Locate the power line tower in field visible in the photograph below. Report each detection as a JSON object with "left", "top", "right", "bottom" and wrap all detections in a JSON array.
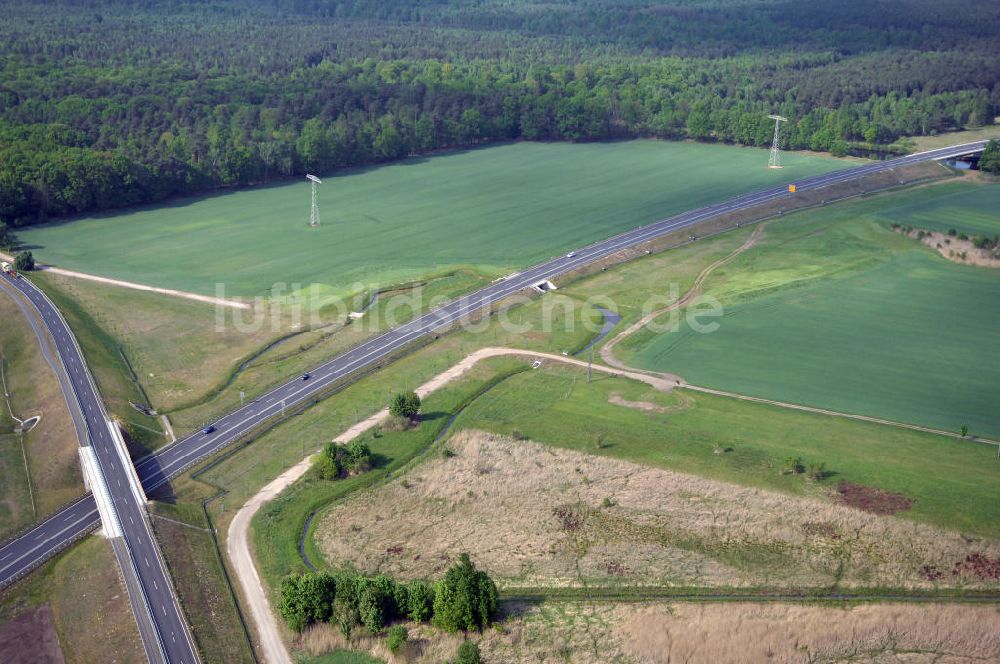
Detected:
[
  {"left": 768, "top": 115, "right": 787, "bottom": 169},
  {"left": 306, "top": 174, "right": 322, "bottom": 227}
]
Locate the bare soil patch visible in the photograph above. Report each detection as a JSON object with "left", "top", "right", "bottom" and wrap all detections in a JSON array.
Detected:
[
  {"left": 0, "top": 537, "right": 144, "bottom": 664},
  {"left": 836, "top": 481, "right": 912, "bottom": 515},
  {"left": 952, "top": 552, "right": 1000, "bottom": 581},
  {"left": 0, "top": 605, "right": 65, "bottom": 664},
  {"left": 316, "top": 431, "right": 1000, "bottom": 589},
  {"left": 607, "top": 392, "right": 670, "bottom": 413}
]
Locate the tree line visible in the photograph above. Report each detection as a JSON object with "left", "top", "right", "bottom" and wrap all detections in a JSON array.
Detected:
[
  {"left": 1, "top": 0, "right": 998, "bottom": 226},
  {"left": 279, "top": 553, "right": 498, "bottom": 637}
]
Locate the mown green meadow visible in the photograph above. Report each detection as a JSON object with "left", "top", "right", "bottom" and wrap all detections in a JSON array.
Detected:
[
  {"left": 619, "top": 182, "right": 1000, "bottom": 438},
  {"left": 19, "top": 141, "right": 846, "bottom": 299}
]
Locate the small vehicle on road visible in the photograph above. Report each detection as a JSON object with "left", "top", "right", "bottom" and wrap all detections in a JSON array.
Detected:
[
  {"left": 566, "top": 251, "right": 577, "bottom": 258},
  {"left": 302, "top": 372, "right": 311, "bottom": 380},
  {"left": 203, "top": 425, "right": 216, "bottom": 434}
]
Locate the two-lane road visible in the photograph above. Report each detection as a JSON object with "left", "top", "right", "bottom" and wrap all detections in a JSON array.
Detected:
[{"left": 0, "top": 140, "right": 988, "bottom": 662}]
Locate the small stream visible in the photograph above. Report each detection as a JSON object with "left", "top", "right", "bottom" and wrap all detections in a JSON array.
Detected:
[
  {"left": 299, "top": 511, "right": 319, "bottom": 571},
  {"left": 576, "top": 307, "right": 621, "bottom": 356}
]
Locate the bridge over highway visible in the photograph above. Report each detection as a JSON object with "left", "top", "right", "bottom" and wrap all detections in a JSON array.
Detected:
[
  {"left": 0, "top": 276, "right": 199, "bottom": 664},
  {"left": 0, "top": 139, "right": 989, "bottom": 662}
]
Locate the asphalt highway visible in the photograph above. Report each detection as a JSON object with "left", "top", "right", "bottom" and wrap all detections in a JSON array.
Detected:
[
  {"left": 0, "top": 277, "right": 199, "bottom": 663},
  {"left": 0, "top": 140, "right": 987, "bottom": 661},
  {"left": 132, "top": 141, "right": 989, "bottom": 489}
]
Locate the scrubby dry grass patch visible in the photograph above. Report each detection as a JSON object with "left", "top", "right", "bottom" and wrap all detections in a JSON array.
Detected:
[
  {"left": 0, "top": 537, "right": 144, "bottom": 664},
  {"left": 317, "top": 431, "right": 1000, "bottom": 590},
  {"left": 614, "top": 602, "right": 1000, "bottom": 664},
  {"left": 0, "top": 289, "right": 82, "bottom": 538},
  {"left": 293, "top": 601, "right": 1000, "bottom": 664}
]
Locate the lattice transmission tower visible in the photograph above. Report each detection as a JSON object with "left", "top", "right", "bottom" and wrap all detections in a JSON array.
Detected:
[
  {"left": 306, "top": 174, "right": 322, "bottom": 227},
  {"left": 768, "top": 115, "right": 787, "bottom": 169}
]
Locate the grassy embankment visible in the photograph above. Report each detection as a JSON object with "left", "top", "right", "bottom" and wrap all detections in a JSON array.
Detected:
[
  {"left": 297, "top": 651, "right": 383, "bottom": 664},
  {"left": 35, "top": 268, "right": 492, "bottom": 438},
  {"left": 18, "top": 141, "right": 847, "bottom": 299},
  {"left": 616, "top": 180, "right": 1000, "bottom": 438},
  {"left": 0, "top": 289, "right": 82, "bottom": 540},
  {"left": 31, "top": 274, "right": 167, "bottom": 455}
]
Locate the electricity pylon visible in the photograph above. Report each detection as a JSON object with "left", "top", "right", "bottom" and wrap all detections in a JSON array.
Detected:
[
  {"left": 306, "top": 174, "right": 322, "bottom": 227},
  {"left": 768, "top": 115, "right": 787, "bottom": 169}
]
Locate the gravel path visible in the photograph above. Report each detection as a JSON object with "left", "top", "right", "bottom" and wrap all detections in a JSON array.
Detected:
[
  {"left": 226, "top": 347, "right": 681, "bottom": 664},
  {"left": 0, "top": 251, "right": 249, "bottom": 309}
]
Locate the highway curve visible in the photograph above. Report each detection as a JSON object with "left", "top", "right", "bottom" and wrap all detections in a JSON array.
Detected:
[
  {"left": 0, "top": 141, "right": 988, "bottom": 653},
  {"left": 0, "top": 277, "right": 199, "bottom": 664}
]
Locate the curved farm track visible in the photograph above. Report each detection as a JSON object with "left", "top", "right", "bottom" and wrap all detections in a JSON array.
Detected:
[
  {"left": 600, "top": 223, "right": 765, "bottom": 371},
  {"left": 229, "top": 339, "right": 999, "bottom": 664}
]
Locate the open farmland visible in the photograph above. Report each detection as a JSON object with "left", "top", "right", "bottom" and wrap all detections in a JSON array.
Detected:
[
  {"left": 618, "top": 183, "right": 1000, "bottom": 438},
  {"left": 18, "top": 141, "right": 847, "bottom": 299},
  {"left": 871, "top": 179, "right": 1000, "bottom": 237}
]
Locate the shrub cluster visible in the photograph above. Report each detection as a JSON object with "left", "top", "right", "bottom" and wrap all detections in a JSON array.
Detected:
[
  {"left": 389, "top": 391, "right": 422, "bottom": 419},
  {"left": 13, "top": 250, "right": 34, "bottom": 271},
  {"left": 278, "top": 553, "right": 497, "bottom": 637},
  {"left": 782, "top": 456, "right": 827, "bottom": 480},
  {"left": 280, "top": 570, "right": 433, "bottom": 635},
  {"left": 981, "top": 139, "right": 1000, "bottom": 174},
  {"left": 313, "top": 440, "right": 372, "bottom": 480}
]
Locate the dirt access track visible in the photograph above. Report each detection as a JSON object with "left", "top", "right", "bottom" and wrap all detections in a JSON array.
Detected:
[
  {"left": 0, "top": 251, "right": 249, "bottom": 310},
  {"left": 227, "top": 348, "right": 681, "bottom": 664},
  {"left": 226, "top": 342, "right": 998, "bottom": 664}
]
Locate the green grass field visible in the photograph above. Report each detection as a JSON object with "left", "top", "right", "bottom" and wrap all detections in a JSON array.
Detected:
[
  {"left": 450, "top": 364, "right": 1000, "bottom": 539},
  {"left": 19, "top": 141, "right": 847, "bottom": 299},
  {"left": 619, "top": 183, "right": 1000, "bottom": 438},
  {"left": 872, "top": 180, "right": 1000, "bottom": 237}
]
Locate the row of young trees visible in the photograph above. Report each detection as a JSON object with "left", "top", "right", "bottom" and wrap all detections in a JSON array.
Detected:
[{"left": 279, "top": 553, "right": 498, "bottom": 636}]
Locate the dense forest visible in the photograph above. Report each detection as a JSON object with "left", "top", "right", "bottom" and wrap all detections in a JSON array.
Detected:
[{"left": 1, "top": 0, "right": 998, "bottom": 226}]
